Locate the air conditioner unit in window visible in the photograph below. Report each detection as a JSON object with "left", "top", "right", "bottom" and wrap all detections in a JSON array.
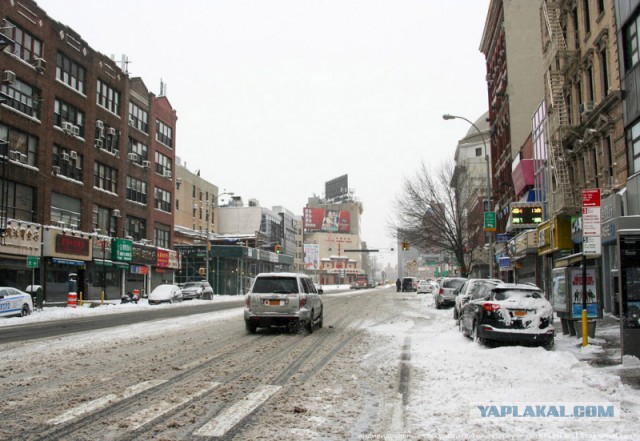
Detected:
[
  {"left": 127, "top": 152, "right": 139, "bottom": 162},
  {"left": 129, "top": 118, "right": 135, "bottom": 126},
  {"left": 107, "top": 127, "right": 117, "bottom": 137},
  {"left": 62, "top": 152, "right": 70, "bottom": 161},
  {"left": 61, "top": 121, "right": 74, "bottom": 133},
  {"left": 33, "top": 57, "right": 46, "bottom": 73},
  {"left": 112, "top": 209, "right": 121, "bottom": 218},
  {"left": 95, "top": 139, "right": 103, "bottom": 148},
  {"left": 142, "top": 160, "right": 151, "bottom": 168},
  {"left": 96, "top": 120, "right": 104, "bottom": 129},
  {"left": 580, "top": 101, "right": 595, "bottom": 115},
  {"left": 19, "top": 154, "right": 27, "bottom": 163},
  {"left": 113, "top": 150, "right": 120, "bottom": 158},
  {"left": 2, "top": 70, "right": 16, "bottom": 84},
  {"left": 52, "top": 166, "right": 60, "bottom": 175},
  {"left": 70, "top": 151, "right": 78, "bottom": 160},
  {"left": 163, "top": 170, "right": 172, "bottom": 179},
  {"left": 9, "top": 150, "right": 20, "bottom": 161},
  {"left": 72, "top": 125, "right": 80, "bottom": 137}
]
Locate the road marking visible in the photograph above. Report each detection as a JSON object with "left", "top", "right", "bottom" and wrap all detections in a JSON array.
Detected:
[
  {"left": 124, "top": 382, "right": 220, "bottom": 430},
  {"left": 194, "top": 384, "right": 281, "bottom": 437},
  {"left": 48, "top": 380, "right": 166, "bottom": 425}
]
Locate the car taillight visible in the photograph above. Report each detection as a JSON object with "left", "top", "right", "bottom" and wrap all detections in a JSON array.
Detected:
[
  {"left": 299, "top": 296, "right": 306, "bottom": 308},
  {"left": 245, "top": 296, "right": 251, "bottom": 308},
  {"left": 483, "top": 303, "right": 500, "bottom": 312},
  {"left": 439, "top": 288, "right": 444, "bottom": 295}
]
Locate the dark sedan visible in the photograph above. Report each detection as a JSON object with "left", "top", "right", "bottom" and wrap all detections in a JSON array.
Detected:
[{"left": 459, "top": 283, "right": 554, "bottom": 347}]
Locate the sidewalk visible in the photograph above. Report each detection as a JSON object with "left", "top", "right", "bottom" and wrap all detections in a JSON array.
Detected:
[{"left": 554, "top": 313, "right": 640, "bottom": 389}]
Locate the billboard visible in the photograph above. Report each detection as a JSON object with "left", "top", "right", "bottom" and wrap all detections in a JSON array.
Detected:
[
  {"left": 325, "top": 174, "right": 349, "bottom": 201},
  {"left": 304, "top": 208, "right": 350, "bottom": 233},
  {"left": 304, "top": 244, "right": 320, "bottom": 270}
]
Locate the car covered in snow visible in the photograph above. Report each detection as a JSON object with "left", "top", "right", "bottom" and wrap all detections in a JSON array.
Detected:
[
  {"left": 459, "top": 283, "right": 554, "bottom": 346},
  {"left": 180, "top": 281, "right": 214, "bottom": 300},
  {"left": 417, "top": 280, "right": 433, "bottom": 294},
  {"left": 434, "top": 277, "right": 466, "bottom": 308},
  {"left": 148, "top": 284, "right": 183, "bottom": 305},
  {"left": 453, "top": 278, "right": 502, "bottom": 320},
  {"left": 0, "top": 287, "right": 33, "bottom": 317},
  {"left": 244, "top": 272, "right": 323, "bottom": 334}
]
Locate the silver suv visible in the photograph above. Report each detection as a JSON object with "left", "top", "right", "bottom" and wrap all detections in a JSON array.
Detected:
[
  {"left": 244, "top": 272, "right": 324, "bottom": 334},
  {"left": 180, "top": 281, "right": 214, "bottom": 300}
]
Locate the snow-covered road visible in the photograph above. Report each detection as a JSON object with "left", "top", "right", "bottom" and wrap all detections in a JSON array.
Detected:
[{"left": 1, "top": 286, "right": 639, "bottom": 440}]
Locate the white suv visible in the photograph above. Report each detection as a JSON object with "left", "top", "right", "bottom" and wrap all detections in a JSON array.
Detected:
[{"left": 244, "top": 273, "right": 323, "bottom": 334}]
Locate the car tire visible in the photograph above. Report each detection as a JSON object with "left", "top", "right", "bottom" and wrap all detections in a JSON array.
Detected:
[
  {"left": 307, "top": 311, "right": 314, "bottom": 334},
  {"left": 472, "top": 321, "right": 483, "bottom": 344},
  {"left": 318, "top": 310, "right": 323, "bottom": 329},
  {"left": 453, "top": 308, "right": 458, "bottom": 320},
  {"left": 435, "top": 302, "right": 441, "bottom": 309},
  {"left": 21, "top": 304, "right": 31, "bottom": 317},
  {"left": 460, "top": 320, "right": 469, "bottom": 337}
]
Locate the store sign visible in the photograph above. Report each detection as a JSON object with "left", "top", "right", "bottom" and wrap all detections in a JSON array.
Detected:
[
  {"left": 111, "top": 238, "right": 133, "bottom": 262},
  {"left": 56, "top": 234, "right": 90, "bottom": 256},
  {"left": 510, "top": 203, "right": 543, "bottom": 227}
]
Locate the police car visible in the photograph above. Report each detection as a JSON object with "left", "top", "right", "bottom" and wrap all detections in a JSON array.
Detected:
[{"left": 0, "top": 287, "right": 33, "bottom": 318}]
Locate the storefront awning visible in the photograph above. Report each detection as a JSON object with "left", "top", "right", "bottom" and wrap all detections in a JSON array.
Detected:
[{"left": 52, "top": 258, "right": 86, "bottom": 266}]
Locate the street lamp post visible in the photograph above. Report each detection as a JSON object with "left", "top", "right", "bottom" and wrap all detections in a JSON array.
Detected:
[{"left": 442, "top": 113, "right": 494, "bottom": 278}]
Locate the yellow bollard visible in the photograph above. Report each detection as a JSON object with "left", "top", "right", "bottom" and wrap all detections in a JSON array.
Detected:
[
  {"left": 101, "top": 291, "right": 105, "bottom": 305},
  {"left": 79, "top": 291, "right": 83, "bottom": 307},
  {"left": 581, "top": 309, "right": 588, "bottom": 347}
]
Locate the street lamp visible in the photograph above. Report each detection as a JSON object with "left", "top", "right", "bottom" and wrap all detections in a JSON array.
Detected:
[{"left": 442, "top": 113, "right": 494, "bottom": 278}]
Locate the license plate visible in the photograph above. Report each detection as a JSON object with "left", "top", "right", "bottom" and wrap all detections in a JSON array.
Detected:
[
  {"left": 514, "top": 310, "right": 526, "bottom": 317},
  {"left": 265, "top": 300, "right": 282, "bottom": 306}
]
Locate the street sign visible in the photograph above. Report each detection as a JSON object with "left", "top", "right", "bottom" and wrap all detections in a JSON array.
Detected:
[
  {"left": 27, "top": 256, "right": 39, "bottom": 268},
  {"left": 582, "top": 189, "right": 601, "bottom": 256},
  {"left": 484, "top": 212, "right": 496, "bottom": 232}
]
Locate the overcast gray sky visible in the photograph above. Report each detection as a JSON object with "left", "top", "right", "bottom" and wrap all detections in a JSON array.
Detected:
[{"left": 37, "top": 0, "right": 490, "bottom": 265}]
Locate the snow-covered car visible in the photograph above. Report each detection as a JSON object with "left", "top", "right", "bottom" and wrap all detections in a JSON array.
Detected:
[
  {"left": 434, "top": 277, "right": 466, "bottom": 308},
  {"left": 180, "top": 281, "right": 214, "bottom": 300},
  {"left": 417, "top": 280, "right": 432, "bottom": 294},
  {"left": 148, "top": 284, "right": 183, "bottom": 305},
  {"left": 459, "top": 283, "right": 554, "bottom": 347},
  {"left": 453, "top": 278, "right": 501, "bottom": 320},
  {"left": 0, "top": 287, "right": 33, "bottom": 317},
  {"left": 244, "top": 272, "right": 323, "bottom": 334}
]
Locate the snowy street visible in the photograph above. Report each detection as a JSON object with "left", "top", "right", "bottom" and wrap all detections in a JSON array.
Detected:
[{"left": 1, "top": 286, "right": 639, "bottom": 440}]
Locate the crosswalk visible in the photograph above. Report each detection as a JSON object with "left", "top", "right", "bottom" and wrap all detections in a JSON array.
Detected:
[{"left": 47, "top": 380, "right": 281, "bottom": 437}]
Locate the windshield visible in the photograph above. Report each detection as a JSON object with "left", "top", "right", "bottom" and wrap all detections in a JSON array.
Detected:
[
  {"left": 252, "top": 277, "right": 299, "bottom": 294},
  {"left": 182, "top": 283, "right": 200, "bottom": 289}
]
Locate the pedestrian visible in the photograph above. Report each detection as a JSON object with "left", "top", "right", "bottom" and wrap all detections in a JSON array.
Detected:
[{"left": 396, "top": 278, "right": 401, "bottom": 292}]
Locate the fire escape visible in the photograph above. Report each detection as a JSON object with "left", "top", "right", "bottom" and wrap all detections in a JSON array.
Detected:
[{"left": 542, "top": 1, "right": 578, "bottom": 216}]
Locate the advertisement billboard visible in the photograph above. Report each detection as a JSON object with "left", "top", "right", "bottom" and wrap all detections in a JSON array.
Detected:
[
  {"left": 325, "top": 174, "right": 349, "bottom": 201},
  {"left": 304, "top": 244, "right": 320, "bottom": 270},
  {"left": 304, "top": 208, "right": 350, "bottom": 233}
]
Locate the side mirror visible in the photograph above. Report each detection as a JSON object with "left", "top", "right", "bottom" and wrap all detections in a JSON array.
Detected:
[{"left": 318, "top": 289, "right": 324, "bottom": 294}]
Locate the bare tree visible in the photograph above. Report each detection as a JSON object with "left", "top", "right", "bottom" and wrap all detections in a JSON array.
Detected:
[{"left": 390, "top": 160, "right": 484, "bottom": 277}]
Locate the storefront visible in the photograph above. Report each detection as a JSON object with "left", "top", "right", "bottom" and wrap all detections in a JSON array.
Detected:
[
  {"left": 510, "top": 229, "right": 539, "bottom": 285},
  {"left": 537, "top": 216, "right": 573, "bottom": 301},
  {"left": 0, "top": 219, "right": 42, "bottom": 290}
]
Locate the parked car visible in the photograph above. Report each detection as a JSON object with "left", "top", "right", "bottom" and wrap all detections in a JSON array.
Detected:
[
  {"left": 401, "top": 277, "right": 417, "bottom": 292},
  {"left": 417, "top": 280, "right": 433, "bottom": 294},
  {"left": 148, "top": 284, "right": 183, "bottom": 305},
  {"left": 180, "top": 281, "right": 214, "bottom": 300},
  {"left": 434, "top": 277, "right": 466, "bottom": 308},
  {"left": 354, "top": 276, "right": 369, "bottom": 289},
  {"left": 453, "top": 278, "right": 502, "bottom": 320},
  {"left": 459, "top": 283, "right": 554, "bottom": 347},
  {"left": 244, "top": 272, "right": 323, "bottom": 334},
  {"left": 0, "top": 287, "right": 33, "bottom": 318}
]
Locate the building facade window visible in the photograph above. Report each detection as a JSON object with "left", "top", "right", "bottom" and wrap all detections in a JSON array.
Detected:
[
  {"left": 53, "top": 144, "right": 83, "bottom": 182},
  {"left": 7, "top": 20, "right": 43, "bottom": 64},
  {"left": 154, "top": 224, "right": 170, "bottom": 249},
  {"left": 155, "top": 151, "right": 172, "bottom": 178},
  {"left": 56, "top": 52, "right": 86, "bottom": 94},
  {"left": 51, "top": 192, "right": 81, "bottom": 228},
  {"left": 94, "top": 162, "right": 118, "bottom": 194},
  {"left": 0, "top": 180, "right": 35, "bottom": 222},
  {"left": 1, "top": 78, "right": 41, "bottom": 119},
  {"left": 128, "top": 138, "right": 148, "bottom": 162},
  {"left": 125, "top": 216, "right": 146, "bottom": 241},
  {"left": 156, "top": 119, "right": 173, "bottom": 148},
  {"left": 624, "top": 13, "right": 640, "bottom": 71},
  {"left": 96, "top": 79, "right": 121, "bottom": 115},
  {"left": 128, "top": 102, "right": 149, "bottom": 133},
  {"left": 54, "top": 98, "right": 85, "bottom": 137},
  {"left": 0, "top": 124, "right": 38, "bottom": 167},
  {"left": 126, "top": 176, "right": 147, "bottom": 204},
  {"left": 92, "top": 204, "right": 116, "bottom": 236},
  {"left": 626, "top": 119, "right": 640, "bottom": 175},
  {"left": 600, "top": 48, "right": 609, "bottom": 96},
  {"left": 155, "top": 187, "right": 172, "bottom": 213}
]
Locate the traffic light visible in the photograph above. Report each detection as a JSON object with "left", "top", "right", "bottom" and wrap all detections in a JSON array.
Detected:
[
  {"left": 401, "top": 241, "right": 410, "bottom": 251},
  {"left": 275, "top": 245, "right": 282, "bottom": 254}
]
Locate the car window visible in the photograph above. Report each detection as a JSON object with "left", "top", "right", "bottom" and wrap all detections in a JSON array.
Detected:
[
  {"left": 493, "top": 289, "right": 543, "bottom": 301},
  {"left": 252, "top": 277, "right": 299, "bottom": 294},
  {"left": 443, "top": 279, "right": 466, "bottom": 290}
]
